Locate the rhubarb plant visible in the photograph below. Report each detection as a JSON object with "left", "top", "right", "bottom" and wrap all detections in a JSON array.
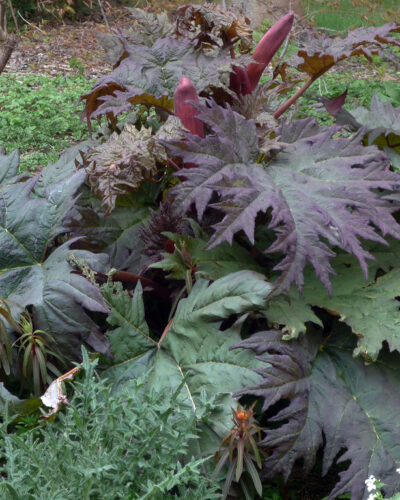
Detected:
[{"left": 1, "top": 4, "right": 400, "bottom": 499}]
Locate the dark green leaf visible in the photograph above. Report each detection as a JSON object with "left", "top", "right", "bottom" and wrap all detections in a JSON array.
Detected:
[
  {"left": 0, "top": 150, "right": 20, "bottom": 185},
  {"left": 151, "top": 224, "right": 264, "bottom": 280},
  {"left": 0, "top": 170, "right": 110, "bottom": 359},
  {"left": 104, "top": 271, "right": 272, "bottom": 450},
  {"left": 266, "top": 247, "right": 400, "bottom": 360}
]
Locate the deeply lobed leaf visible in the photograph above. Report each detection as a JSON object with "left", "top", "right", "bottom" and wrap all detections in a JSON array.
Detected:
[
  {"left": 167, "top": 100, "right": 400, "bottom": 292},
  {"left": 0, "top": 154, "right": 111, "bottom": 359},
  {"left": 289, "top": 22, "right": 400, "bottom": 79},
  {"left": 265, "top": 239, "right": 400, "bottom": 360},
  {"left": 104, "top": 271, "right": 272, "bottom": 451},
  {"left": 232, "top": 329, "right": 400, "bottom": 499},
  {"left": 82, "top": 36, "right": 232, "bottom": 123}
]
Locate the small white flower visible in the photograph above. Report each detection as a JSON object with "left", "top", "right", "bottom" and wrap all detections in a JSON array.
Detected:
[
  {"left": 365, "top": 475, "right": 377, "bottom": 493},
  {"left": 397, "top": 467, "right": 400, "bottom": 474}
]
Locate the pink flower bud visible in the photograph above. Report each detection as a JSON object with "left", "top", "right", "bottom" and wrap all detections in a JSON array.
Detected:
[
  {"left": 174, "top": 76, "right": 204, "bottom": 137},
  {"left": 247, "top": 13, "right": 294, "bottom": 91}
]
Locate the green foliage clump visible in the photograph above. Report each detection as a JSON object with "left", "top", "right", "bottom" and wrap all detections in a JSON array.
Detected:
[
  {"left": 0, "top": 352, "right": 219, "bottom": 499},
  {"left": 0, "top": 73, "right": 95, "bottom": 171}
]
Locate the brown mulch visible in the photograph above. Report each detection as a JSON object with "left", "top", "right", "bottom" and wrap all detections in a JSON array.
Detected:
[
  {"left": 4, "top": 2, "right": 184, "bottom": 79},
  {"left": 5, "top": 21, "right": 110, "bottom": 79},
  {"left": 4, "top": 8, "right": 134, "bottom": 79}
]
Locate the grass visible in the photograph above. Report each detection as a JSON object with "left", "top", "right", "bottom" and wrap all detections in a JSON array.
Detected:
[
  {"left": 0, "top": 73, "right": 95, "bottom": 172},
  {"left": 301, "top": 0, "right": 400, "bottom": 33}
]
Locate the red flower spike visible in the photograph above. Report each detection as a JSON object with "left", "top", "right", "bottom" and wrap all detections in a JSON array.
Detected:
[
  {"left": 247, "top": 13, "right": 294, "bottom": 92},
  {"left": 174, "top": 76, "right": 204, "bottom": 138}
]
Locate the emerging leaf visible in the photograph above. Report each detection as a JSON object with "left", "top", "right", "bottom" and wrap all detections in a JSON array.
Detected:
[
  {"left": 83, "top": 124, "right": 161, "bottom": 213},
  {"left": 246, "top": 13, "right": 294, "bottom": 92},
  {"left": 174, "top": 76, "right": 204, "bottom": 137},
  {"left": 139, "top": 199, "right": 183, "bottom": 269},
  {"left": 233, "top": 329, "right": 400, "bottom": 500},
  {"left": 151, "top": 222, "right": 263, "bottom": 280}
]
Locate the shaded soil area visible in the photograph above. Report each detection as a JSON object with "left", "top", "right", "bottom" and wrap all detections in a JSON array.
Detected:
[{"left": 4, "top": 7, "right": 133, "bottom": 79}]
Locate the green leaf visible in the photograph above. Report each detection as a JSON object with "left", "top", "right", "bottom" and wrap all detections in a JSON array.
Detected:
[
  {"left": 350, "top": 93, "right": 400, "bottom": 145},
  {"left": 266, "top": 248, "right": 400, "bottom": 360},
  {"left": 0, "top": 170, "right": 110, "bottom": 359},
  {"left": 69, "top": 193, "right": 151, "bottom": 274},
  {"left": 236, "top": 438, "right": 244, "bottom": 482},
  {"left": 102, "top": 281, "right": 156, "bottom": 363},
  {"left": 0, "top": 150, "right": 20, "bottom": 185},
  {"left": 0, "top": 383, "right": 41, "bottom": 416},
  {"left": 33, "top": 140, "right": 97, "bottom": 196},
  {"left": 244, "top": 454, "right": 262, "bottom": 496},
  {"left": 104, "top": 271, "right": 272, "bottom": 450}
]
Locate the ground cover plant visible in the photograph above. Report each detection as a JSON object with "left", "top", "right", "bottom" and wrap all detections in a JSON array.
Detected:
[
  {"left": 0, "top": 73, "right": 96, "bottom": 171},
  {"left": 0, "top": 3, "right": 400, "bottom": 498},
  {"left": 301, "top": 0, "right": 400, "bottom": 32},
  {"left": 0, "top": 349, "right": 220, "bottom": 499}
]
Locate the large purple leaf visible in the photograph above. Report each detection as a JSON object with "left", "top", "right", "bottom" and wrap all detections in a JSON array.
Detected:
[
  {"left": 82, "top": 36, "right": 232, "bottom": 122},
  {"left": 232, "top": 329, "right": 400, "bottom": 499},
  {"left": 320, "top": 92, "right": 400, "bottom": 170},
  {"left": 168, "top": 101, "right": 400, "bottom": 292}
]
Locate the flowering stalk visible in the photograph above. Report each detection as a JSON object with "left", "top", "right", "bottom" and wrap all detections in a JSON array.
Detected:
[
  {"left": 229, "top": 13, "right": 294, "bottom": 97},
  {"left": 247, "top": 13, "right": 294, "bottom": 91},
  {"left": 173, "top": 75, "right": 204, "bottom": 137}
]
